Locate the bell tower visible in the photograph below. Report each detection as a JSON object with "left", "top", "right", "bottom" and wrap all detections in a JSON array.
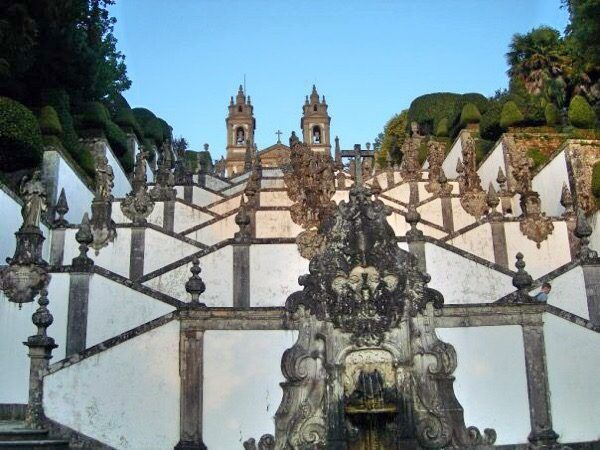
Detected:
[
  {"left": 226, "top": 85, "right": 256, "bottom": 175},
  {"left": 301, "top": 85, "right": 331, "bottom": 154}
]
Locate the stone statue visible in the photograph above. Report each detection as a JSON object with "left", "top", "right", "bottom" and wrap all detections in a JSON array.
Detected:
[
  {"left": 95, "top": 154, "right": 114, "bottom": 201},
  {"left": 20, "top": 171, "right": 47, "bottom": 229}
]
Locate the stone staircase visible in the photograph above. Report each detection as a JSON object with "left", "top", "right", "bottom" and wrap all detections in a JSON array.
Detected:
[{"left": 0, "top": 421, "right": 69, "bottom": 449}]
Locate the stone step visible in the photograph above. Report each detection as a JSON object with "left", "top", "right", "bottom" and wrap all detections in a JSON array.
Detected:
[
  {"left": 0, "top": 422, "right": 69, "bottom": 449},
  {"left": 0, "top": 440, "right": 70, "bottom": 449}
]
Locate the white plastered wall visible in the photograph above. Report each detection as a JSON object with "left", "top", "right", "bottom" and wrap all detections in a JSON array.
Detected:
[
  {"left": 477, "top": 140, "right": 505, "bottom": 192},
  {"left": 0, "top": 185, "right": 25, "bottom": 263},
  {"left": 144, "top": 246, "right": 233, "bottom": 306},
  {"left": 204, "top": 175, "right": 231, "bottom": 191},
  {"left": 62, "top": 227, "right": 131, "bottom": 277},
  {"left": 44, "top": 320, "right": 180, "bottom": 450},
  {"left": 417, "top": 198, "right": 444, "bottom": 228},
  {"left": 56, "top": 155, "right": 94, "bottom": 223},
  {"left": 86, "top": 275, "right": 175, "bottom": 347},
  {"left": 544, "top": 314, "right": 600, "bottom": 443},
  {"left": 203, "top": 330, "right": 298, "bottom": 450},
  {"left": 531, "top": 150, "right": 569, "bottom": 217},
  {"left": 192, "top": 187, "right": 223, "bottom": 207},
  {"left": 441, "top": 136, "right": 463, "bottom": 178},
  {"left": 187, "top": 214, "right": 236, "bottom": 246},
  {"left": 0, "top": 273, "right": 69, "bottom": 403},
  {"left": 255, "top": 210, "right": 303, "bottom": 239},
  {"left": 208, "top": 195, "right": 242, "bottom": 215},
  {"left": 504, "top": 222, "right": 571, "bottom": 279},
  {"left": 436, "top": 326, "right": 530, "bottom": 445},
  {"left": 451, "top": 198, "right": 477, "bottom": 231},
  {"left": 249, "top": 244, "right": 308, "bottom": 306},
  {"left": 143, "top": 228, "right": 199, "bottom": 275},
  {"left": 425, "top": 243, "right": 514, "bottom": 304},
  {"left": 448, "top": 223, "right": 496, "bottom": 264},
  {"left": 173, "top": 202, "right": 213, "bottom": 234},
  {"left": 532, "top": 266, "right": 588, "bottom": 319},
  {"left": 260, "top": 191, "right": 294, "bottom": 207}
]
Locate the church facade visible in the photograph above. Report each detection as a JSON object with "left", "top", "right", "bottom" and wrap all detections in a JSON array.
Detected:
[{"left": 0, "top": 87, "right": 599, "bottom": 449}]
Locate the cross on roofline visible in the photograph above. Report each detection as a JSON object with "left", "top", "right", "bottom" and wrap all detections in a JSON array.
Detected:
[{"left": 275, "top": 130, "right": 282, "bottom": 144}]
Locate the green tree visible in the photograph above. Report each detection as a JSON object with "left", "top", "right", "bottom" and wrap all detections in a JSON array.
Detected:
[
  {"left": 378, "top": 111, "right": 408, "bottom": 165},
  {"left": 564, "top": 0, "right": 600, "bottom": 67}
]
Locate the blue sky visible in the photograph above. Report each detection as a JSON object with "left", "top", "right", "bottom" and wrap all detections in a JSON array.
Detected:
[{"left": 111, "top": 0, "right": 569, "bottom": 159}]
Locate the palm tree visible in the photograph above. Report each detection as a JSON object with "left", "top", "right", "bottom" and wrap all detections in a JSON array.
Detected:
[{"left": 506, "top": 27, "right": 571, "bottom": 107}]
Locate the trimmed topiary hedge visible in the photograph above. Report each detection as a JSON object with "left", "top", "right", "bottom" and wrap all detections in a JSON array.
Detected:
[
  {"left": 592, "top": 161, "right": 600, "bottom": 199},
  {"left": 480, "top": 102, "right": 503, "bottom": 141},
  {"left": 460, "top": 103, "right": 481, "bottom": 127},
  {"left": 435, "top": 118, "right": 449, "bottom": 137},
  {"left": 0, "top": 96, "right": 44, "bottom": 171},
  {"left": 38, "top": 105, "right": 63, "bottom": 137},
  {"left": 544, "top": 103, "right": 561, "bottom": 126},
  {"left": 78, "top": 101, "right": 110, "bottom": 131},
  {"left": 408, "top": 92, "right": 489, "bottom": 136},
  {"left": 568, "top": 95, "right": 596, "bottom": 129},
  {"left": 500, "top": 101, "right": 524, "bottom": 129},
  {"left": 105, "top": 120, "right": 129, "bottom": 158}
]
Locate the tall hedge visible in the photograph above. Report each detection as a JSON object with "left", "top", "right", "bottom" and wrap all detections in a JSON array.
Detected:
[
  {"left": 568, "top": 95, "right": 596, "bottom": 129},
  {"left": 480, "top": 102, "right": 503, "bottom": 141},
  {"left": 500, "top": 101, "right": 524, "bottom": 128},
  {"left": 459, "top": 103, "right": 482, "bottom": 127},
  {"left": 0, "top": 97, "right": 44, "bottom": 171},
  {"left": 40, "top": 89, "right": 95, "bottom": 177},
  {"left": 38, "top": 106, "right": 63, "bottom": 137}
]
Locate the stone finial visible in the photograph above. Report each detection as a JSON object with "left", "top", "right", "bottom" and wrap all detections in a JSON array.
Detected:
[
  {"left": 234, "top": 195, "right": 252, "bottom": 243},
  {"left": 510, "top": 252, "right": 535, "bottom": 302},
  {"left": 72, "top": 213, "right": 94, "bottom": 270},
  {"left": 289, "top": 131, "right": 299, "bottom": 147},
  {"left": 406, "top": 204, "right": 423, "bottom": 240},
  {"left": 336, "top": 171, "right": 346, "bottom": 189},
  {"left": 486, "top": 183, "right": 502, "bottom": 219},
  {"left": 496, "top": 167, "right": 507, "bottom": 191},
  {"left": 26, "top": 287, "right": 57, "bottom": 349},
  {"left": 371, "top": 176, "right": 382, "bottom": 198},
  {"left": 574, "top": 208, "right": 598, "bottom": 262},
  {"left": 53, "top": 188, "right": 69, "bottom": 227},
  {"left": 455, "top": 158, "right": 464, "bottom": 175},
  {"left": 334, "top": 136, "right": 341, "bottom": 165},
  {"left": 185, "top": 256, "right": 206, "bottom": 306},
  {"left": 560, "top": 182, "right": 574, "bottom": 217}
]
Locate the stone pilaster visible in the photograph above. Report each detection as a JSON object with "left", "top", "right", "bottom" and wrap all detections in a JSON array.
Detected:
[
  {"left": 49, "top": 228, "right": 65, "bottom": 267},
  {"left": 130, "top": 227, "right": 146, "bottom": 280},
  {"left": 521, "top": 323, "right": 559, "bottom": 448},
  {"left": 581, "top": 263, "right": 600, "bottom": 326},
  {"left": 233, "top": 244, "right": 250, "bottom": 307},
  {"left": 164, "top": 200, "right": 175, "bottom": 232},
  {"left": 175, "top": 326, "right": 208, "bottom": 450},
  {"left": 408, "top": 181, "right": 419, "bottom": 205},
  {"left": 66, "top": 272, "right": 91, "bottom": 356},
  {"left": 440, "top": 196, "right": 454, "bottom": 233},
  {"left": 490, "top": 221, "right": 509, "bottom": 268},
  {"left": 184, "top": 186, "right": 193, "bottom": 203}
]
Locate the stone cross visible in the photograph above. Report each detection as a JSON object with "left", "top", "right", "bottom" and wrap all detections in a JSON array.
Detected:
[{"left": 275, "top": 130, "right": 283, "bottom": 144}]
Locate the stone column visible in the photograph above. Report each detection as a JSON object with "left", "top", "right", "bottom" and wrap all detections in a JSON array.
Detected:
[
  {"left": 521, "top": 323, "right": 559, "bottom": 448},
  {"left": 581, "top": 263, "right": 600, "bottom": 326},
  {"left": 24, "top": 288, "right": 57, "bottom": 429},
  {"left": 130, "top": 226, "right": 146, "bottom": 280},
  {"left": 175, "top": 325, "right": 208, "bottom": 450}
]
